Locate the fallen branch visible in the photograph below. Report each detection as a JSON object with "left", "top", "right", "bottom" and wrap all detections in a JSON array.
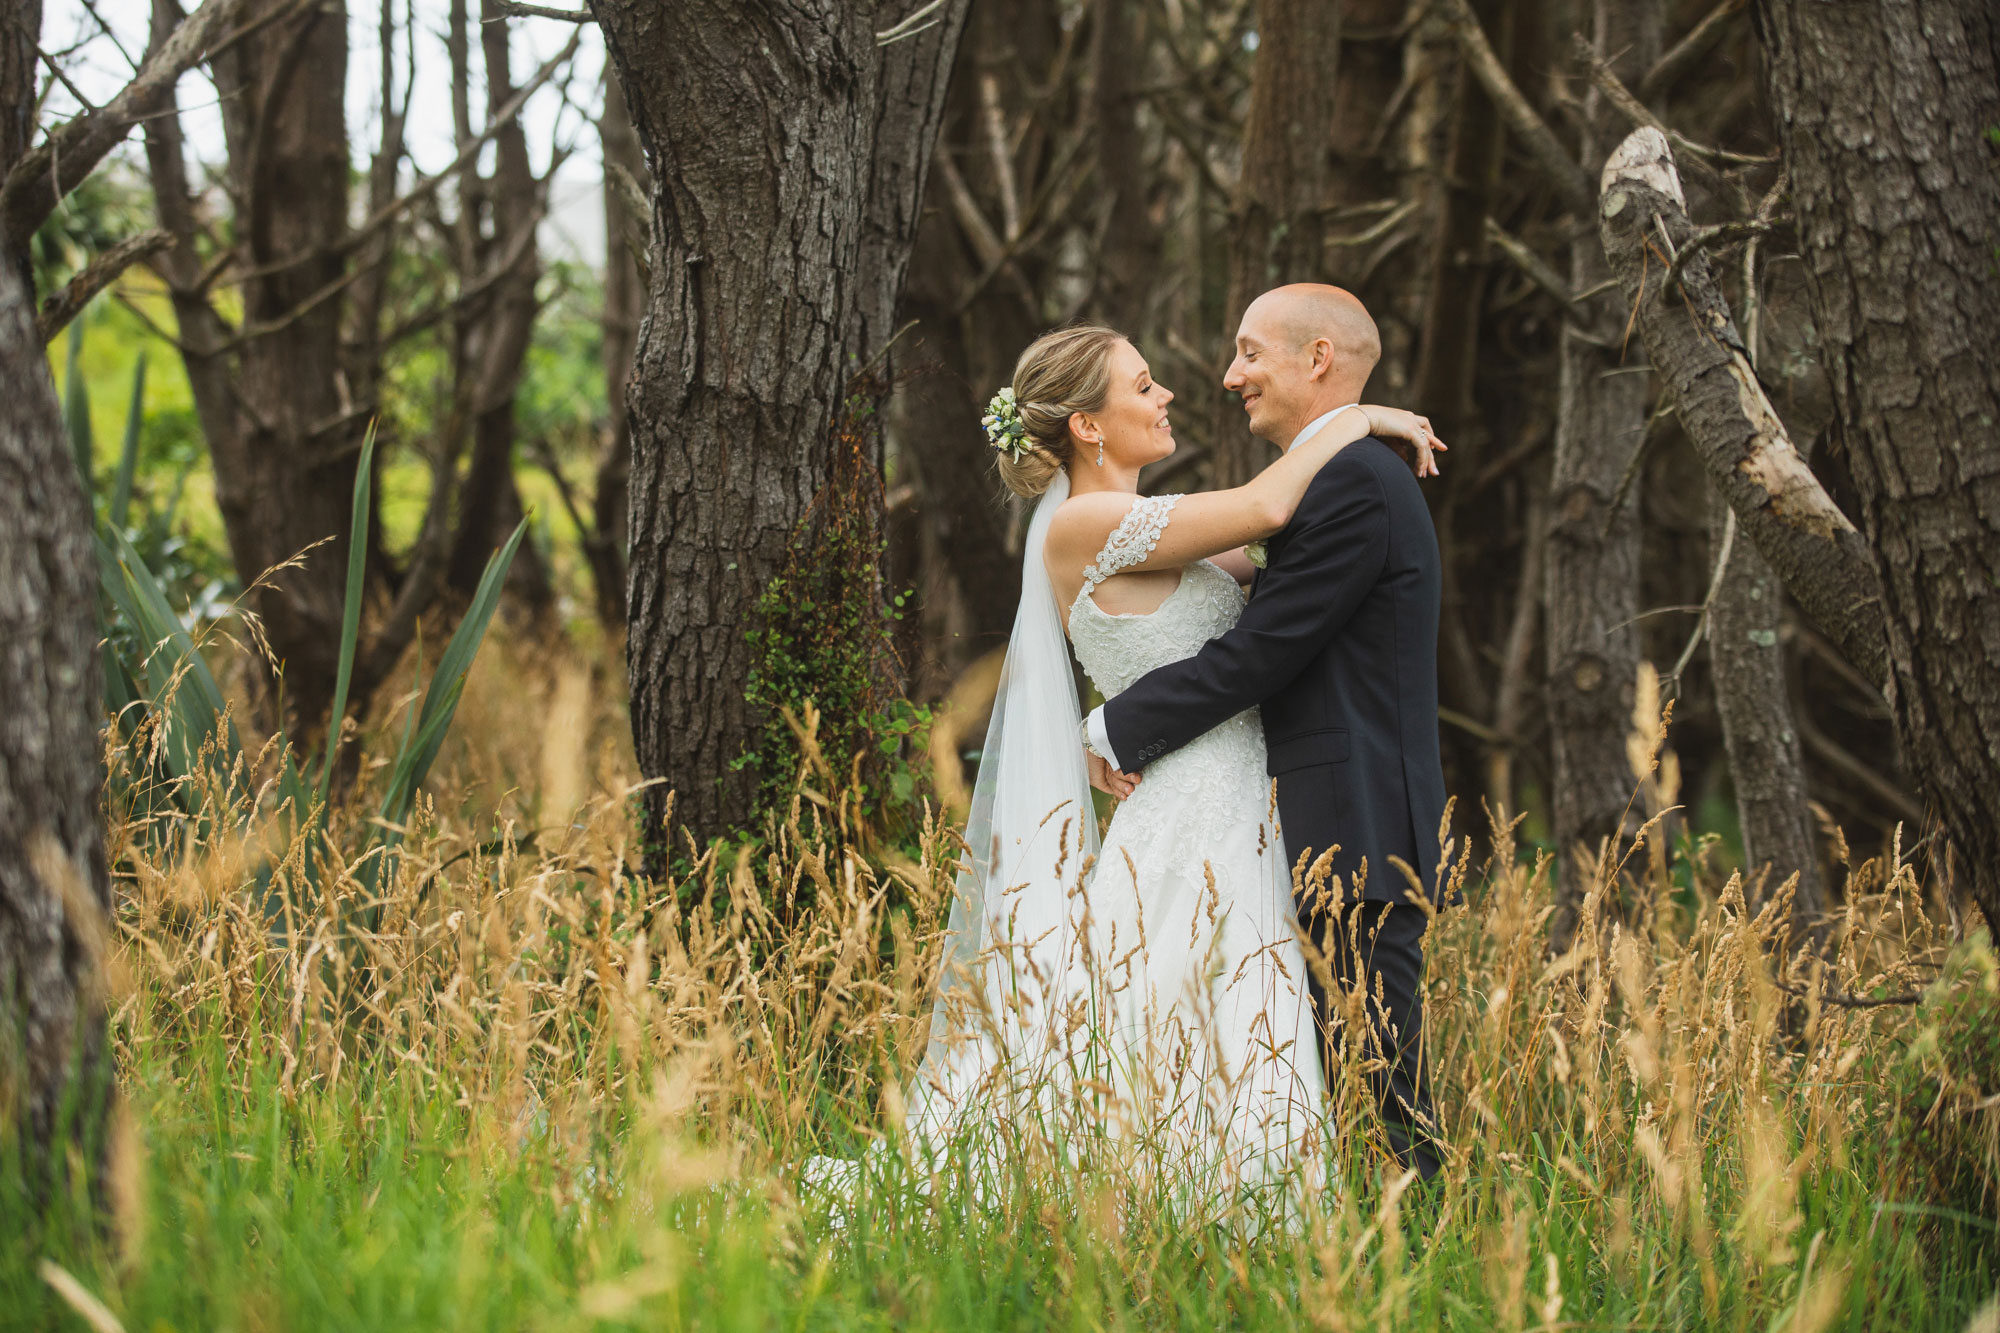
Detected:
[
  {"left": 1569, "top": 34, "right": 1747, "bottom": 205},
  {"left": 1596, "top": 126, "right": 1887, "bottom": 688}
]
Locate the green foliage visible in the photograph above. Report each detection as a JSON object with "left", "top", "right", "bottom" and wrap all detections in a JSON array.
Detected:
[
  {"left": 30, "top": 165, "right": 154, "bottom": 300},
  {"left": 1881, "top": 936, "right": 2000, "bottom": 1227},
  {"left": 738, "top": 386, "right": 929, "bottom": 828}
]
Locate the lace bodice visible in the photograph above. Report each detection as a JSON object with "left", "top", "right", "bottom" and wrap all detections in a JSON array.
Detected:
[
  {"left": 1070, "top": 558, "right": 1249, "bottom": 696},
  {"left": 1065, "top": 491, "right": 1267, "bottom": 863},
  {"left": 1068, "top": 495, "right": 1247, "bottom": 698}
]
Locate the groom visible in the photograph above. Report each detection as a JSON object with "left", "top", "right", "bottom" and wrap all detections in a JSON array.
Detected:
[{"left": 1083, "top": 284, "right": 1449, "bottom": 1182}]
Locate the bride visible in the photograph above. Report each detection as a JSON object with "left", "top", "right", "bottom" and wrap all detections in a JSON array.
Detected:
[{"left": 817, "top": 325, "right": 1440, "bottom": 1210}]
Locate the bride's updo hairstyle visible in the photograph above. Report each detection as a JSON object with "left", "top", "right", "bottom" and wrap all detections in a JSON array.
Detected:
[{"left": 993, "top": 324, "right": 1127, "bottom": 498}]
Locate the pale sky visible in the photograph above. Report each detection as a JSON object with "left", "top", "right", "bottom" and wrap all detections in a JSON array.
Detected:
[{"left": 43, "top": 0, "right": 610, "bottom": 267}]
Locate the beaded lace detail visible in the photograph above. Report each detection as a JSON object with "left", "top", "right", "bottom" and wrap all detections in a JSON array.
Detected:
[{"left": 1081, "top": 494, "right": 1181, "bottom": 589}]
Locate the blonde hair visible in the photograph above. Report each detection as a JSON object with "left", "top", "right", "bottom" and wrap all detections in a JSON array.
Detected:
[{"left": 993, "top": 324, "right": 1127, "bottom": 498}]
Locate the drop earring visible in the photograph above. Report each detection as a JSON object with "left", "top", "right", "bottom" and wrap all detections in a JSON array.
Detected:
[{"left": 1096, "top": 439, "right": 1105, "bottom": 466}]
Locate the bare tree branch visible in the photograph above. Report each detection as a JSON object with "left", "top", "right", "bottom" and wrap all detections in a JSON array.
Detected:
[
  {"left": 37, "top": 228, "right": 170, "bottom": 341},
  {"left": 220, "top": 27, "right": 581, "bottom": 289},
  {"left": 492, "top": 2, "right": 591, "bottom": 19},
  {"left": 1439, "top": 0, "right": 1594, "bottom": 215},
  {"left": 1483, "top": 216, "right": 1581, "bottom": 317},
  {"left": 0, "top": 0, "right": 250, "bottom": 256},
  {"left": 1642, "top": 0, "right": 1746, "bottom": 101}
]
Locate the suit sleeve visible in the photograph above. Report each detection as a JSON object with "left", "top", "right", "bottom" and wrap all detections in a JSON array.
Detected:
[{"left": 1102, "top": 456, "right": 1388, "bottom": 771}]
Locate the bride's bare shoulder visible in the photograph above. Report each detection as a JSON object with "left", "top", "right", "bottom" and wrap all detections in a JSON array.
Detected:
[{"left": 1047, "top": 491, "right": 1142, "bottom": 558}]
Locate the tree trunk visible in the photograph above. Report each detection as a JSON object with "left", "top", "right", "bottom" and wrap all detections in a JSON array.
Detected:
[
  {"left": 1546, "top": 0, "right": 1658, "bottom": 942},
  {"left": 142, "top": 0, "right": 361, "bottom": 735},
  {"left": 596, "top": 0, "right": 969, "bottom": 848},
  {"left": 1212, "top": 0, "right": 1344, "bottom": 488},
  {"left": 1413, "top": 0, "right": 1512, "bottom": 772},
  {"left": 445, "top": 1, "right": 554, "bottom": 616},
  {"left": 0, "top": 256, "right": 113, "bottom": 1207},
  {"left": 1704, "top": 491, "right": 1824, "bottom": 933},
  {"left": 886, "top": 0, "right": 1068, "bottom": 690},
  {"left": 1092, "top": 0, "right": 1163, "bottom": 337},
  {"left": 1753, "top": 0, "right": 2000, "bottom": 928},
  {"left": 0, "top": 0, "right": 39, "bottom": 284},
  {"left": 588, "top": 66, "right": 644, "bottom": 630}
]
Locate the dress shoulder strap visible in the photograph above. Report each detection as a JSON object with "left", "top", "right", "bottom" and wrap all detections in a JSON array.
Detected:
[{"left": 1081, "top": 493, "right": 1182, "bottom": 589}]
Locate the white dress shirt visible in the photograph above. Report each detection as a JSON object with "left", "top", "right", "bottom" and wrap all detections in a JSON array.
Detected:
[{"left": 1083, "top": 403, "right": 1363, "bottom": 770}]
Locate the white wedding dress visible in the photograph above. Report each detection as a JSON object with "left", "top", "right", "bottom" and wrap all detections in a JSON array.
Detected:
[
  {"left": 1059, "top": 495, "right": 1328, "bottom": 1191},
  {"left": 806, "top": 478, "right": 1328, "bottom": 1215}
]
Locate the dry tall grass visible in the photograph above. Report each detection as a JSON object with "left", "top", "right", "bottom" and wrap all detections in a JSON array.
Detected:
[{"left": 57, "top": 632, "right": 1992, "bottom": 1328}]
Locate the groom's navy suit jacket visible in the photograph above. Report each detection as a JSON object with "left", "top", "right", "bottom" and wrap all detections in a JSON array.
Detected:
[{"left": 1102, "top": 436, "right": 1450, "bottom": 906}]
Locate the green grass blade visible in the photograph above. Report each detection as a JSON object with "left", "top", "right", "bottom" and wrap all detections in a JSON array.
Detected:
[
  {"left": 317, "top": 423, "right": 377, "bottom": 813},
  {"left": 386, "top": 517, "right": 527, "bottom": 811},
  {"left": 63, "top": 319, "right": 93, "bottom": 488},
  {"left": 378, "top": 676, "right": 468, "bottom": 834},
  {"left": 109, "top": 351, "right": 146, "bottom": 531}
]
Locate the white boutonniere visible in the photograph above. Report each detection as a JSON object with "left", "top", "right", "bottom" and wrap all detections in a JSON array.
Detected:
[{"left": 1246, "top": 540, "right": 1268, "bottom": 569}]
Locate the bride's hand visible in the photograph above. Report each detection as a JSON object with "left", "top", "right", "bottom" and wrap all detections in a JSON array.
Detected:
[
  {"left": 1087, "top": 750, "right": 1139, "bottom": 801},
  {"left": 1358, "top": 405, "right": 1446, "bottom": 478}
]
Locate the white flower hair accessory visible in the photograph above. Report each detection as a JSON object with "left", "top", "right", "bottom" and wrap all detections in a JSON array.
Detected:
[{"left": 982, "top": 386, "right": 1031, "bottom": 461}]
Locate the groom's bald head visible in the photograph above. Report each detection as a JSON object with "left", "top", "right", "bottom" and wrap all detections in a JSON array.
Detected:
[
  {"left": 1254, "top": 284, "right": 1381, "bottom": 371},
  {"left": 1226, "top": 284, "right": 1382, "bottom": 447}
]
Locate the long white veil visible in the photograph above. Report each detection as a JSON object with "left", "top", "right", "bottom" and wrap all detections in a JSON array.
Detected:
[{"left": 905, "top": 467, "right": 1098, "bottom": 1137}]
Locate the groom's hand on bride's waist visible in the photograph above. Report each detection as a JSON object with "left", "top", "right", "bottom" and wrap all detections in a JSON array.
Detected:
[{"left": 1086, "top": 750, "right": 1140, "bottom": 801}]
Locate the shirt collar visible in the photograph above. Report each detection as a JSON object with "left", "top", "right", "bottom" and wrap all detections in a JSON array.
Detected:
[{"left": 1285, "top": 403, "right": 1361, "bottom": 453}]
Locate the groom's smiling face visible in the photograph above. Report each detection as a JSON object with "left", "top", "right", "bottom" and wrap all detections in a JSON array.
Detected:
[
  {"left": 1224, "top": 301, "right": 1317, "bottom": 445},
  {"left": 1224, "top": 286, "right": 1382, "bottom": 447}
]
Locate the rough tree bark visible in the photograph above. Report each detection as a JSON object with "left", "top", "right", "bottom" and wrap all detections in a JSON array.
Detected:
[
  {"left": 1598, "top": 129, "right": 1871, "bottom": 938},
  {"left": 1545, "top": 0, "right": 1658, "bottom": 940},
  {"left": 1707, "top": 491, "right": 1825, "bottom": 929},
  {"left": 0, "top": 256, "right": 113, "bottom": 1206},
  {"left": 1211, "top": 0, "right": 1344, "bottom": 488},
  {"left": 1595, "top": 131, "right": 1885, "bottom": 682},
  {"left": 596, "top": 0, "right": 970, "bottom": 848},
  {"left": 0, "top": 0, "right": 38, "bottom": 286},
  {"left": 1753, "top": 0, "right": 2000, "bottom": 928},
  {"left": 585, "top": 66, "right": 645, "bottom": 629}
]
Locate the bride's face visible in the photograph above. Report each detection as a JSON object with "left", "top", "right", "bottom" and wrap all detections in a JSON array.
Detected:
[{"left": 1074, "top": 340, "right": 1175, "bottom": 469}]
